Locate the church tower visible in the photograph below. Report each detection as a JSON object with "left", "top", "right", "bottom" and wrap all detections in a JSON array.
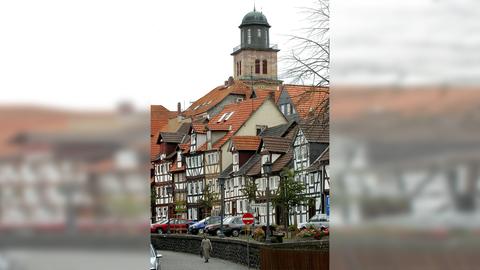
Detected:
[{"left": 232, "top": 9, "right": 281, "bottom": 86}]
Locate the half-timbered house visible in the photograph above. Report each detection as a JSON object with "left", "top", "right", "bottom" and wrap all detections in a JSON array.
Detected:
[
  {"left": 306, "top": 147, "right": 330, "bottom": 216},
  {"left": 291, "top": 121, "right": 329, "bottom": 224},
  {"left": 225, "top": 136, "right": 261, "bottom": 216},
  {"left": 206, "top": 96, "right": 288, "bottom": 216},
  {"left": 185, "top": 122, "right": 207, "bottom": 220}
]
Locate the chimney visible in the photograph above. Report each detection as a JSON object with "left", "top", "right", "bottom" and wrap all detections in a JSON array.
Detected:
[
  {"left": 177, "top": 102, "right": 184, "bottom": 122},
  {"left": 228, "top": 76, "right": 234, "bottom": 86}
]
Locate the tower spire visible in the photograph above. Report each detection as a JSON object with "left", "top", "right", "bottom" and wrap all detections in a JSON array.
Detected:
[{"left": 254, "top": 0, "right": 256, "bottom": 12}]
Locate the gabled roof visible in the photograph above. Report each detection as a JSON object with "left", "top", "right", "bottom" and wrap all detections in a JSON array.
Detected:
[
  {"left": 298, "top": 121, "right": 329, "bottom": 143},
  {"left": 157, "top": 122, "right": 191, "bottom": 144},
  {"left": 151, "top": 105, "right": 177, "bottom": 159},
  {"left": 234, "top": 154, "right": 260, "bottom": 177},
  {"left": 220, "top": 164, "right": 234, "bottom": 178},
  {"left": 307, "top": 146, "right": 329, "bottom": 172},
  {"left": 158, "top": 132, "right": 185, "bottom": 144},
  {"left": 253, "top": 88, "right": 282, "bottom": 103},
  {"left": 245, "top": 149, "right": 293, "bottom": 176},
  {"left": 283, "top": 85, "right": 329, "bottom": 120},
  {"left": 272, "top": 149, "right": 293, "bottom": 173},
  {"left": 231, "top": 136, "right": 261, "bottom": 151},
  {"left": 184, "top": 80, "right": 253, "bottom": 117},
  {"left": 261, "top": 136, "right": 291, "bottom": 153},
  {"left": 192, "top": 121, "right": 208, "bottom": 134},
  {"left": 204, "top": 97, "right": 268, "bottom": 150},
  {"left": 260, "top": 121, "right": 296, "bottom": 137}
]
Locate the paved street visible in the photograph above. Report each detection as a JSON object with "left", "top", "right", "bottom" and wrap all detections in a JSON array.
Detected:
[{"left": 158, "top": 250, "right": 247, "bottom": 270}]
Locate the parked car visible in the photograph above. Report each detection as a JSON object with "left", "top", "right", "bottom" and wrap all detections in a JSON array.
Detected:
[
  {"left": 204, "top": 215, "right": 260, "bottom": 237},
  {"left": 151, "top": 218, "right": 194, "bottom": 234},
  {"left": 188, "top": 216, "right": 222, "bottom": 235},
  {"left": 298, "top": 214, "right": 329, "bottom": 230},
  {"left": 150, "top": 244, "right": 162, "bottom": 270},
  {"left": 150, "top": 220, "right": 168, "bottom": 233}
]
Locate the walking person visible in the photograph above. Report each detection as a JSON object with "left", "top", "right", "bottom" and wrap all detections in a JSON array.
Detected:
[{"left": 200, "top": 234, "right": 213, "bottom": 263}]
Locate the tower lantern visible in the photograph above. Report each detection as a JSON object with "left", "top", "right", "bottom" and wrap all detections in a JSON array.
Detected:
[{"left": 232, "top": 9, "right": 281, "bottom": 86}]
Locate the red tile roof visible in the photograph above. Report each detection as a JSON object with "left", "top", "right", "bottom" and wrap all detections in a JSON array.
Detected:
[
  {"left": 201, "top": 97, "right": 268, "bottom": 150},
  {"left": 261, "top": 136, "right": 291, "bottom": 153},
  {"left": 333, "top": 87, "right": 480, "bottom": 121},
  {"left": 283, "top": 85, "right": 329, "bottom": 120},
  {"left": 151, "top": 105, "right": 176, "bottom": 159},
  {"left": 184, "top": 80, "right": 253, "bottom": 117},
  {"left": 231, "top": 136, "right": 261, "bottom": 151}
]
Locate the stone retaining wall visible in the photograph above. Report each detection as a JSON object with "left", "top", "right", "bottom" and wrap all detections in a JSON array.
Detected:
[{"left": 151, "top": 234, "right": 328, "bottom": 269}]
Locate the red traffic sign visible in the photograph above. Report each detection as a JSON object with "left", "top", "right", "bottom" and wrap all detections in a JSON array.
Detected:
[{"left": 242, "top": 213, "right": 254, "bottom": 225}]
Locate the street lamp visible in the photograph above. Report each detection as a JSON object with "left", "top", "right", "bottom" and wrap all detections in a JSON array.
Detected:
[
  {"left": 166, "top": 186, "right": 173, "bottom": 234},
  {"left": 262, "top": 160, "right": 273, "bottom": 243},
  {"left": 218, "top": 175, "right": 226, "bottom": 238}
]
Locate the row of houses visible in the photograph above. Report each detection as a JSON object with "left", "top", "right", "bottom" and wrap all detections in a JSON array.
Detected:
[{"left": 151, "top": 83, "right": 329, "bottom": 225}]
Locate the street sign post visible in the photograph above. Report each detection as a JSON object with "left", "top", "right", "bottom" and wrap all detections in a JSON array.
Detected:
[
  {"left": 242, "top": 212, "right": 254, "bottom": 225},
  {"left": 242, "top": 212, "right": 254, "bottom": 269}
]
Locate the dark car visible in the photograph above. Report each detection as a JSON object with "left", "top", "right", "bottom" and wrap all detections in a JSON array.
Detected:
[
  {"left": 204, "top": 215, "right": 260, "bottom": 237},
  {"left": 151, "top": 218, "right": 193, "bottom": 234},
  {"left": 188, "top": 216, "right": 222, "bottom": 235}
]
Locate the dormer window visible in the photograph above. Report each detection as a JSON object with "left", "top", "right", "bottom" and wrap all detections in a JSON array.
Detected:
[
  {"left": 225, "top": 112, "right": 234, "bottom": 121},
  {"left": 218, "top": 113, "right": 228, "bottom": 122},
  {"left": 218, "top": 112, "right": 234, "bottom": 122}
]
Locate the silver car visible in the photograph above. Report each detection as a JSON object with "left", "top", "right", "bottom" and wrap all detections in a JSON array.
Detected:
[
  {"left": 150, "top": 244, "right": 162, "bottom": 270},
  {"left": 298, "top": 214, "right": 329, "bottom": 230}
]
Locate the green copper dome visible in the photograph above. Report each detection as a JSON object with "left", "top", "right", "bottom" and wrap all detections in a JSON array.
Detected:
[{"left": 240, "top": 10, "right": 270, "bottom": 28}]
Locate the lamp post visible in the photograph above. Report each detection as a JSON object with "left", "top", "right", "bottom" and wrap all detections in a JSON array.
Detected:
[
  {"left": 262, "top": 160, "right": 272, "bottom": 243},
  {"left": 218, "top": 176, "right": 226, "bottom": 238},
  {"left": 166, "top": 186, "right": 173, "bottom": 234}
]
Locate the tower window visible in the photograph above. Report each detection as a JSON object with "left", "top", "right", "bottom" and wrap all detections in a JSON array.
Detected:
[
  {"left": 257, "top": 29, "right": 261, "bottom": 37},
  {"left": 255, "top": 59, "right": 260, "bottom": 74},
  {"left": 239, "top": 61, "right": 241, "bottom": 75},
  {"left": 265, "top": 30, "right": 268, "bottom": 46},
  {"left": 247, "top": 29, "right": 251, "bottom": 44},
  {"left": 262, "top": 60, "right": 267, "bottom": 74}
]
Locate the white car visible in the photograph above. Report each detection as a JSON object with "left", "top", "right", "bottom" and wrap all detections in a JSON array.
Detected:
[
  {"left": 298, "top": 214, "right": 329, "bottom": 230},
  {"left": 150, "top": 244, "right": 162, "bottom": 270}
]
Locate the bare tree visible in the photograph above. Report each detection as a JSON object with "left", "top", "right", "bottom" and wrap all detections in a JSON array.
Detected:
[{"left": 282, "top": 0, "right": 330, "bottom": 87}]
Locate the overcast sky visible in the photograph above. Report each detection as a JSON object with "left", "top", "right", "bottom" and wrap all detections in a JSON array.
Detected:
[
  {"left": 0, "top": 0, "right": 314, "bottom": 111},
  {"left": 2, "top": 0, "right": 479, "bottom": 111}
]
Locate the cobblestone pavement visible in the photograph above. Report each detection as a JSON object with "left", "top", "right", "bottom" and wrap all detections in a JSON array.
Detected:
[{"left": 157, "top": 250, "right": 247, "bottom": 270}]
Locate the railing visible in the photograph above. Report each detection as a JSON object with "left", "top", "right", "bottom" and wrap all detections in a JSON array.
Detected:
[{"left": 232, "top": 44, "right": 279, "bottom": 52}]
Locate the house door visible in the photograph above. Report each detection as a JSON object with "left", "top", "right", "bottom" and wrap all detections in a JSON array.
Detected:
[{"left": 232, "top": 200, "right": 237, "bottom": 215}]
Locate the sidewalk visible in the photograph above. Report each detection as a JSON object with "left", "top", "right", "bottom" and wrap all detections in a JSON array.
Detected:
[{"left": 157, "top": 250, "right": 247, "bottom": 270}]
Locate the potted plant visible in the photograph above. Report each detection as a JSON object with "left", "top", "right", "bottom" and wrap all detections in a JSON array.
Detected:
[{"left": 287, "top": 224, "right": 297, "bottom": 238}]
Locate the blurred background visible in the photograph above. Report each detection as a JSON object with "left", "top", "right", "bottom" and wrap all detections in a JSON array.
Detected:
[{"left": 331, "top": 0, "right": 480, "bottom": 269}]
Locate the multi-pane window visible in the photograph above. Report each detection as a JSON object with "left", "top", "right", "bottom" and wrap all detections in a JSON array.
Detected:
[
  {"left": 294, "top": 131, "right": 309, "bottom": 170},
  {"left": 255, "top": 59, "right": 260, "bottom": 74},
  {"left": 262, "top": 60, "right": 267, "bottom": 74},
  {"left": 247, "top": 29, "right": 251, "bottom": 44},
  {"left": 257, "top": 29, "right": 261, "bottom": 37}
]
